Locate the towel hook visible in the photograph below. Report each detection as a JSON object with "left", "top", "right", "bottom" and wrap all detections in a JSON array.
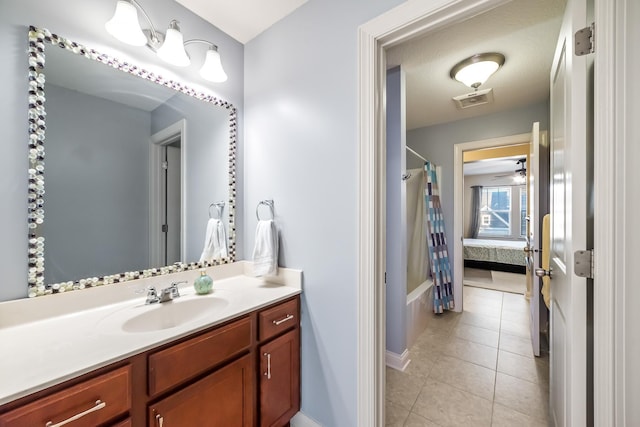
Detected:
[
  {"left": 209, "top": 201, "right": 225, "bottom": 220},
  {"left": 256, "top": 200, "right": 275, "bottom": 221}
]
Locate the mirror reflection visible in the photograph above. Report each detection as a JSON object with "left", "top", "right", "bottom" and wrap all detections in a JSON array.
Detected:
[{"left": 30, "top": 28, "right": 236, "bottom": 294}]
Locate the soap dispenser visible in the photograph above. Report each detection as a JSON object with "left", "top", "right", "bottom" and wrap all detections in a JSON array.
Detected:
[{"left": 194, "top": 269, "right": 213, "bottom": 295}]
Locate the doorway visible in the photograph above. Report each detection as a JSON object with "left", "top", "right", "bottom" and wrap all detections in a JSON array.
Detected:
[
  {"left": 149, "top": 119, "right": 186, "bottom": 268},
  {"left": 358, "top": 0, "right": 567, "bottom": 425}
]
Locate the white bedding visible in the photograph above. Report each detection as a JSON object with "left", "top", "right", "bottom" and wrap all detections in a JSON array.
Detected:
[
  {"left": 463, "top": 238, "right": 527, "bottom": 266},
  {"left": 463, "top": 239, "right": 526, "bottom": 249}
]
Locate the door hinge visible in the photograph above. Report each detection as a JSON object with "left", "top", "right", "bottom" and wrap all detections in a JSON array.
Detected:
[
  {"left": 161, "top": 161, "right": 168, "bottom": 170},
  {"left": 574, "top": 249, "right": 594, "bottom": 279},
  {"left": 575, "top": 22, "right": 595, "bottom": 56},
  {"left": 162, "top": 224, "right": 168, "bottom": 233}
]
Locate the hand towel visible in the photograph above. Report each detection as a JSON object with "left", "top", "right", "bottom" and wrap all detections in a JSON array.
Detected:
[
  {"left": 199, "top": 218, "right": 228, "bottom": 263},
  {"left": 252, "top": 219, "right": 278, "bottom": 277}
]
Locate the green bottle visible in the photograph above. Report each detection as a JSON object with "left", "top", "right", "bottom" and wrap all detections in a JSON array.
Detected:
[{"left": 194, "top": 269, "right": 213, "bottom": 295}]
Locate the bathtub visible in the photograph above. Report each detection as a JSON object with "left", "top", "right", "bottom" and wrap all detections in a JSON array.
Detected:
[{"left": 406, "top": 279, "right": 433, "bottom": 349}]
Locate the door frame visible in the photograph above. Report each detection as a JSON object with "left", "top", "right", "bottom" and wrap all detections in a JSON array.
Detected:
[
  {"left": 356, "top": 0, "right": 621, "bottom": 425},
  {"left": 149, "top": 119, "right": 187, "bottom": 267},
  {"left": 452, "top": 132, "right": 531, "bottom": 312}
]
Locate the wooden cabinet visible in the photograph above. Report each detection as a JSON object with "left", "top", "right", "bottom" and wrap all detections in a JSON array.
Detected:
[
  {"left": 149, "top": 354, "right": 254, "bottom": 427},
  {"left": 0, "top": 365, "right": 131, "bottom": 427},
  {"left": 259, "top": 329, "right": 300, "bottom": 427},
  {"left": 0, "top": 296, "right": 300, "bottom": 427}
]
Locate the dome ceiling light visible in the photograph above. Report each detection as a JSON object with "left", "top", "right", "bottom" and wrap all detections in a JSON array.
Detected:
[{"left": 449, "top": 52, "right": 505, "bottom": 90}]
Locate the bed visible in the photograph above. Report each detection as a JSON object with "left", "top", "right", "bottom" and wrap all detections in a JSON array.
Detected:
[{"left": 463, "top": 238, "right": 527, "bottom": 273}]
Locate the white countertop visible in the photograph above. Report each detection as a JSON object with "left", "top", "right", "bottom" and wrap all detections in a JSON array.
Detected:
[{"left": 0, "top": 262, "right": 301, "bottom": 406}]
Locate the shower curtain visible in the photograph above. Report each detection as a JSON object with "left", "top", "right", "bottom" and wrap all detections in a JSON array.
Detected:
[
  {"left": 424, "top": 161, "right": 455, "bottom": 313},
  {"left": 406, "top": 168, "right": 428, "bottom": 295}
]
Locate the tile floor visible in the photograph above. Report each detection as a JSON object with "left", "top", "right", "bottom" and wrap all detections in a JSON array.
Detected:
[{"left": 386, "top": 286, "right": 549, "bottom": 427}]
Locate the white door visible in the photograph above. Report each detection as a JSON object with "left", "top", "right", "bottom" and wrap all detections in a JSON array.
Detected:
[
  {"left": 548, "top": 0, "right": 589, "bottom": 425},
  {"left": 526, "top": 122, "right": 541, "bottom": 356}
]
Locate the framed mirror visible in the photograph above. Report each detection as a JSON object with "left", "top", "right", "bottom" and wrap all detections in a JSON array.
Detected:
[{"left": 27, "top": 27, "right": 237, "bottom": 297}]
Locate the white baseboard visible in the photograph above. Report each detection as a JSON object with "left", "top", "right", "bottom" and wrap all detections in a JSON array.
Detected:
[
  {"left": 291, "top": 411, "right": 322, "bottom": 427},
  {"left": 385, "top": 349, "right": 411, "bottom": 371}
]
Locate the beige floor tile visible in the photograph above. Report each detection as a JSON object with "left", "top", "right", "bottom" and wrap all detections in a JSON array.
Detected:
[
  {"left": 502, "top": 291, "right": 529, "bottom": 305},
  {"left": 501, "top": 307, "right": 530, "bottom": 324},
  {"left": 465, "top": 295, "right": 504, "bottom": 310},
  {"left": 386, "top": 400, "right": 410, "bottom": 426},
  {"left": 404, "top": 412, "right": 442, "bottom": 426},
  {"left": 386, "top": 367, "right": 425, "bottom": 411},
  {"left": 499, "top": 331, "right": 534, "bottom": 358},
  {"left": 500, "top": 318, "right": 531, "bottom": 338},
  {"left": 494, "top": 372, "right": 549, "bottom": 420},
  {"left": 453, "top": 323, "right": 500, "bottom": 348},
  {"left": 429, "top": 355, "right": 496, "bottom": 401},
  {"left": 491, "top": 402, "right": 548, "bottom": 426},
  {"left": 405, "top": 345, "right": 438, "bottom": 379},
  {"left": 443, "top": 337, "right": 498, "bottom": 370},
  {"left": 463, "top": 301, "right": 503, "bottom": 319},
  {"left": 458, "top": 311, "right": 502, "bottom": 331},
  {"left": 497, "top": 351, "right": 549, "bottom": 385},
  {"left": 412, "top": 378, "right": 493, "bottom": 427},
  {"left": 463, "top": 285, "right": 504, "bottom": 301}
]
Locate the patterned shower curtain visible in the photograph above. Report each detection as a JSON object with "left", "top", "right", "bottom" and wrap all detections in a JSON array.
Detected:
[{"left": 424, "top": 161, "right": 455, "bottom": 313}]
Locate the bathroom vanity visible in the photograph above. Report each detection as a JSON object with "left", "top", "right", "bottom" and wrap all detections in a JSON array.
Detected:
[{"left": 0, "top": 263, "right": 301, "bottom": 426}]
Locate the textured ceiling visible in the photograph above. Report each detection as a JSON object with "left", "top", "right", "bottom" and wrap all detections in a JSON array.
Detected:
[
  {"left": 387, "top": 0, "right": 566, "bottom": 130},
  {"left": 176, "top": 0, "right": 308, "bottom": 44}
]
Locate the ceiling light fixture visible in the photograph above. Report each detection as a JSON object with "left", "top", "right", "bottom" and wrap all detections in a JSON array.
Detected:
[
  {"left": 105, "top": 0, "right": 228, "bottom": 82},
  {"left": 450, "top": 52, "right": 505, "bottom": 90}
]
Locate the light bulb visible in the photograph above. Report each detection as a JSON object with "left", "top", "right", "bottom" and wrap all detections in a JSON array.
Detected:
[
  {"left": 200, "top": 48, "right": 227, "bottom": 82},
  {"left": 105, "top": 0, "right": 147, "bottom": 46},
  {"left": 156, "top": 21, "right": 190, "bottom": 67}
]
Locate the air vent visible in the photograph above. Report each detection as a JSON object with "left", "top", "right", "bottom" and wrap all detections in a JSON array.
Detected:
[{"left": 452, "top": 88, "right": 494, "bottom": 109}]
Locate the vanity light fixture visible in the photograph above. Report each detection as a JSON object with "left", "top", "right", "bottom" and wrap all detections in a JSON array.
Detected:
[
  {"left": 105, "top": 0, "right": 228, "bottom": 82},
  {"left": 449, "top": 52, "right": 505, "bottom": 90}
]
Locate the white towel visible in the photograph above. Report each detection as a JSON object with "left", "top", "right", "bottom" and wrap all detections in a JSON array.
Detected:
[
  {"left": 252, "top": 220, "right": 278, "bottom": 277},
  {"left": 199, "top": 218, "right": 228, "bottom": 263}
]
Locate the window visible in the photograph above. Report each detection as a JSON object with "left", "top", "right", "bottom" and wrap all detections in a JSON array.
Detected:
[{"left": 478, "top": 187, "right": 511, "bottom": 236}]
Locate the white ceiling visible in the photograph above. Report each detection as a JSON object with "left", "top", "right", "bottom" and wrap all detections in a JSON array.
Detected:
[
  {"left": 46, "top": 42, "right": 175, "bottom": 111},
  {"left": 176, "top": 0, "right": 308, "bottom": 44},
  {"left": 464, "top": 156, "right": 525, "bottom": 176},
  {"left": 387, "top": 0, "right": 566, "bottom": 130}
]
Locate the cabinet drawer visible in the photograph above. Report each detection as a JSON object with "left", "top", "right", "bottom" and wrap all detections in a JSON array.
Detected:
[
  {"left": 258, "top": 298, "right": 299, "bottom": 341},
  {"left": 148, "top": 316, "right": 251, "bottom": 396},
  {"left": 0, "top": 365, "right": 131, "bottom": 427}
]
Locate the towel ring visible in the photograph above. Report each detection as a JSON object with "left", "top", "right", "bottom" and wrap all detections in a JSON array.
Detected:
[
  {"left": 256, "top": 200, "right": 275, "bottom": 221},
  {"left": 209, "top": 201, "right": 225, "bottom": 220}
]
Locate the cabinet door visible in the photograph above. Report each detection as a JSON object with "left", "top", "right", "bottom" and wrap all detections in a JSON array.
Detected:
[
  {"left": 260, "top": 329, "right": 300, "bottom": 427},
  {"left": 149, "top": 354, "right": 254, "bottom": 427}
]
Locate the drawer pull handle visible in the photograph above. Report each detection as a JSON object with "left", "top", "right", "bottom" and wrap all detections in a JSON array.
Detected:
[
  {"left": 273, "top": 314, "right": 294, "bottom": 326},
  {"left": 156, "top": 414, "right": 164, "bottom": 427},
  {"left": 264, "top": 352, "right": 272, "bottom": 379},
  {"left": 45, "top": 400, "right": 106, "bottom": 427}
]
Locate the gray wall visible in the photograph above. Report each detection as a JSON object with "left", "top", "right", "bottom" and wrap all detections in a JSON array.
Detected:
[
  {"left": 0, "top": 0, "right": 244, "bottom": 301},
  {"left": 151, "top": 94, "right": 230, "bottom": 261},
  {"left": 407, "top": 100, "right": 549, "bottom": 279},
  {"left": 244, "top": 0, "right": 404, "bottom": 424},
  {"left": 385, "top": 66, "right": 407, "bottom": 356},
  {"left": 44, "top": 84, "right": 150, "bottom": 283}
]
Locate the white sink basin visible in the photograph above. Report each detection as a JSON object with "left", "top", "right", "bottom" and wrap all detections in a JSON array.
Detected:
[{"left": 99, "top": 297, "right": 229, "bottom": 334}]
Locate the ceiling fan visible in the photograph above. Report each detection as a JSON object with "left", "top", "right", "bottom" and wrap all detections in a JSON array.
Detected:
[{"left": 492, "top": 158, "right": 527, "bottom": 181}]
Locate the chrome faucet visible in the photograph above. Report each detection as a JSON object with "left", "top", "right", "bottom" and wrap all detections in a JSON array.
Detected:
[{"left": 145, "top": 281, "right": 187, "bottom": 304}]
